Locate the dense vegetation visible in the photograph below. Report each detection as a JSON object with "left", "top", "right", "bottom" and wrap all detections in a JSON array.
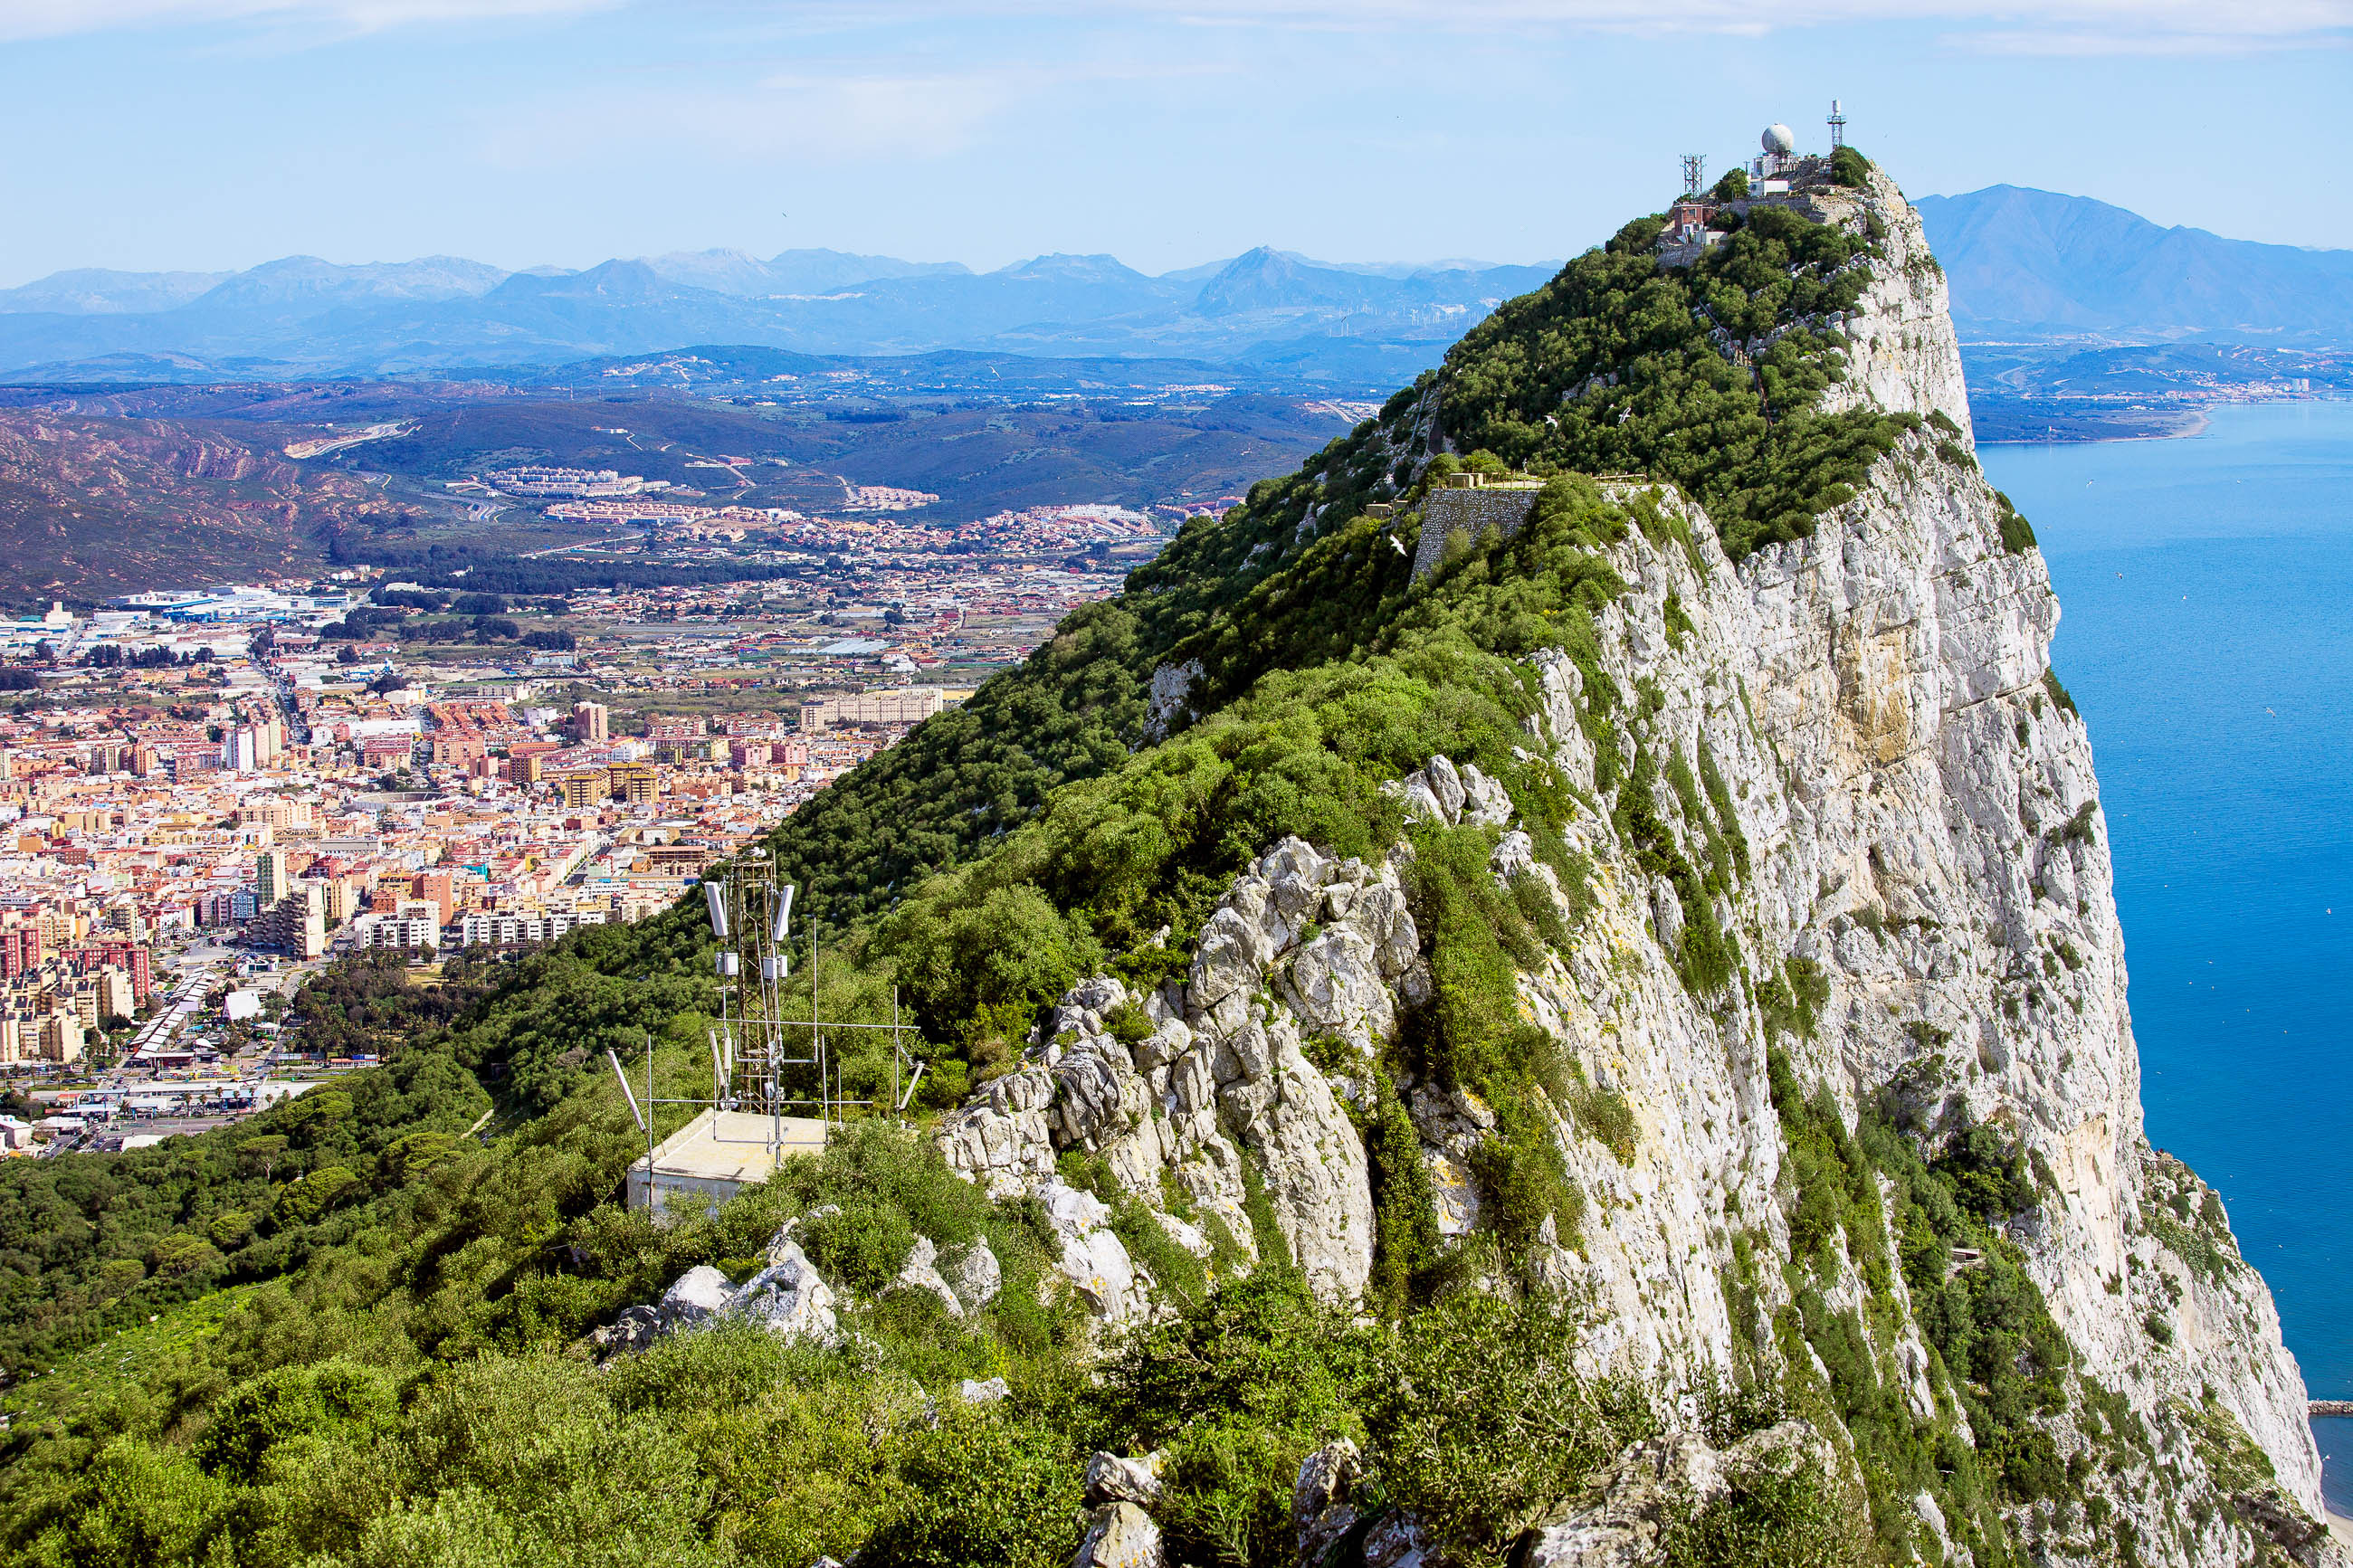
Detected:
[
  {"left": 0, "top": 931, "right": 2048, "bottom": 1568},
  {"left": 0, "top": 1105, "right": 1862, "bottom": 1568},
  {"left": 1437, "top": 203, "right": 1915, "bottom": 561}
]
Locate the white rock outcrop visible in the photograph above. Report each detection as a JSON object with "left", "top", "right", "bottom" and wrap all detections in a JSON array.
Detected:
[
  {"left": 633, "top": 1232, "right": 843, "bottom": 1351},
  {"left": 655, "top": 1265, "right": 734, "bottom": 1334},
  {"left": 1521, "top": 1422, "right": 1839, "bottom": 1568},
  {"left": 948, "top": 1235, "right": 1002, "bottom": 1312},
  {"left": 1075, "top": 1500, "right": 1167, "bottom": 1568},
  {"left": 941, "top": 841, "right": 1412, "bottom": 1304},
  {"left": 892, "top": 1234, "right": 963, "bottom": 1319},
  {"left": 1086, "top": 1449, "right": 1167, "bottom": 1506}
]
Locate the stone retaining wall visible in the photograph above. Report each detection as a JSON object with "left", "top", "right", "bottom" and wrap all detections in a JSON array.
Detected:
[{"left": 1411, "top": 484, "right": 1543, "bottom": 580}]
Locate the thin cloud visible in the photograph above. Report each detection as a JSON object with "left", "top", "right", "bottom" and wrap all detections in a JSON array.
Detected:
[
  {"left": 5, "top": 0, "right": 2345, "bottom": 50},
  {"left": 0, "top": 0, "right": 611, "bottom": 42},
  {"left": 776, "top": 0, "right": 2353, "bottom": 38},
  {"left": 1142, "top": 0, "right": 2353, "bottom": 48},
  {"left": 1955, "top": 25, "right": 2350, "bottom": 53}
]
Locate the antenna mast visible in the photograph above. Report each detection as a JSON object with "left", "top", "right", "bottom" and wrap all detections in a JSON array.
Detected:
[
  {"left": 1680, "top": 154, "right": 1706, "bottom": 199},
  {"left": 709, "top": 855, "right": 821, "bottom": 1134},
  {"left": 702, "top": 860, "right": 922, "bottom": 1137},
  {"left": 1827, "top": 100, "right": 1847, "bottom": 151}
]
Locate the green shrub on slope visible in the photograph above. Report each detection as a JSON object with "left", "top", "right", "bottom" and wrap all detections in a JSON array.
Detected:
[{"left": 1437, "top": 204, "right": 1919, "bottom": 560}]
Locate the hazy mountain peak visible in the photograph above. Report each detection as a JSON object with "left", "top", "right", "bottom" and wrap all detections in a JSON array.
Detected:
[
  {"left": 991, "top": 252, "right": 1152, "bottom": 284},
  {"left": 1193, "top": 247, "right": 1388, "bottom": 317},
  {"left": 0, "top": 268, "right": 232, "bottom": 316},
  {"left": 186, "top": 254, "right": 510, "bottom": 314},
  {"left": 1919, "top": 185, "right": 2353, "bottom": 338}
]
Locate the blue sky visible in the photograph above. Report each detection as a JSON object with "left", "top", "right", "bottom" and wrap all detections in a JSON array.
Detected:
[{"left": 0, "top": 0, "right": 2346, "bottom": 285}]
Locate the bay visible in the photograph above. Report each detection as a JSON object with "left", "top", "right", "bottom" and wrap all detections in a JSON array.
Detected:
[{"left": 1979, "top": 400, "right": 2353, "bottom": 1510}]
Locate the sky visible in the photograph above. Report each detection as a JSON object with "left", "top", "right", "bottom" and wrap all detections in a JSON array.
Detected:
[{"left": 0, "top": 0, "right": 2347, "bottom": 287}]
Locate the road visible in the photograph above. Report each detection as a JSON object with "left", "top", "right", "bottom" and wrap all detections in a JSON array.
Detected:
[{"left": 260, "top": 656, "right": 310, "bottom": 746}]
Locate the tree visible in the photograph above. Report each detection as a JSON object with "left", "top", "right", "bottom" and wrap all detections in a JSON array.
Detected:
[{"left": 338, "top": 645, "right": 361, "bottom": 665}]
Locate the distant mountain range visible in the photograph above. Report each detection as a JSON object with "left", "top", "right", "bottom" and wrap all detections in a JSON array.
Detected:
[
  {"left": 1916, "top": 185, "right": 2353, "bottom": 341},
  {"left": 4, "top": 187, "right": 2347, "bottom": 386},
  {"left": 0, "top": 244, "right": 1558, "bottom": 387}
]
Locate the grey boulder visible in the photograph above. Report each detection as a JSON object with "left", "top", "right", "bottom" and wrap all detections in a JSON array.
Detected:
[
  {"left": 1086, "top": 1449, "right": 1167, "bottom": 1506},
  {"left": 1075, "top": 1501, "right": 1166, "bottom": 1568},
  {"left": 656, "top": 1265, "right": 735, "bottom": 1333},
  {"left": 728, "top": 1240, "right": 839, "bottom": 1346}
]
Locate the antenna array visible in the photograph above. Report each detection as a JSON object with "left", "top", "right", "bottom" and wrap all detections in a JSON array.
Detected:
[
  {"left": 707, "top": 855, "right": 812, "bottom": 1118},
  {"left": 616, "top": 860, "right": 926, "bottom": 1212},
  {"left": 1680, "top": 154, "right": 1707, "bottom": 198},
  {"left": 1827, "top": 100, "right": 1847, "bottom": 151}
]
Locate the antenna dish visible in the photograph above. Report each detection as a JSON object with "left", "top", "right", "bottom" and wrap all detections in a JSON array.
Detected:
[{"left": 1762, "top": 123, "right": 1796, "bottom": 156}]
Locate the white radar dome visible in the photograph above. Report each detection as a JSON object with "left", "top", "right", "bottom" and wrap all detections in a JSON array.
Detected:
[{"left": 1762, "top": 123, "right": 1796, "bottom": 155}]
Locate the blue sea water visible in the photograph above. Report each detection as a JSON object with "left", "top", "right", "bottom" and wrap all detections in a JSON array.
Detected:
[{"left": 1977, "top": 401, "right": 2353, "bottom": 1512}]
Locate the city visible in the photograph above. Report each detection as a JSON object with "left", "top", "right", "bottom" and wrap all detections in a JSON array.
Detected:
[{"left": 0, "top": 491, "right": 1179, "bottom": 1155}]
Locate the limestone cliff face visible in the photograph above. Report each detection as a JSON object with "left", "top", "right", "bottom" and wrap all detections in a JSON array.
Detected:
[{"left": 937, "top": 170, "right": 2328, "bottom": 1567}]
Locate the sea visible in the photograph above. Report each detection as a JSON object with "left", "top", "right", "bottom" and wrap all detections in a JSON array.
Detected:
[{"left": 1977, "top": 400, "right": 2353, "bottom": 1513}]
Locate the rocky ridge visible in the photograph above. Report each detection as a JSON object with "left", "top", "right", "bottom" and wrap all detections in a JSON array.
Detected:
[{"left": 913, "top": 166, "right": 2337, "bottom": 1568}]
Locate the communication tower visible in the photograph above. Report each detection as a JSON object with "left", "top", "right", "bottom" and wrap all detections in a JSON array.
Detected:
[
  {"left": 1680, "top": 154, "right": 1707, "bottom": 199},
  {"left": 613, "top": 855, "right": 925, "bottom": 1186},
  {"left": 701, "top": 853, "right": 923, "bottom": 1130},
  {"left": 1827, "top": 100, "right": 1847, "bottom": 150}
]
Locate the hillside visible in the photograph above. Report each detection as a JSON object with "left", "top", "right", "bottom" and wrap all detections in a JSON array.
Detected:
[
  {"left": 0, "top": 154, "right": 2333, "bottom": 1568},
  {"left": 0, "top": 411, "right": 387, "bottom": 598},
  {"left": 1918, "top": 185, "right": 2353, "bottom": 341}
]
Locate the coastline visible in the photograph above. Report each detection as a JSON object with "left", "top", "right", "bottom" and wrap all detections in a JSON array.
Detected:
[
  {"left": 1976, "top": 392, "right": 2353, "bottom": 448},
  {"left": 1975, "top": 404, "right": 2211, "bottom": 447}
]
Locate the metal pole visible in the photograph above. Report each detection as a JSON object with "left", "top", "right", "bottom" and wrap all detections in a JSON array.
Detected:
[
  {"left": 811, "top": 927, "right": 822, "bottom": 1126},
  {"left": 643, "top": 1031, "right": 654, "bottom": 1196},
  {"left": 608, "top": 1048, "right": 645, "bottom": 1132}
]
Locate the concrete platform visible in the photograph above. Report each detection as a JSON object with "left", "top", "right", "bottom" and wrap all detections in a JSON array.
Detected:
[{"left": 625, "top": 1108, "right": 830, "bottom": 1222}]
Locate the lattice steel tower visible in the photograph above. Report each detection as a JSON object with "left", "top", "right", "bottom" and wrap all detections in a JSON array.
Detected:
[{"left": 705, "top": 854, "right": 820, "bottom": 1119}]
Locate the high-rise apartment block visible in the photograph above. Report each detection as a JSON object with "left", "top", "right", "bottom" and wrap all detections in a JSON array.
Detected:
[
  {"left": 570, "top": 701, "right": 609, "bottom": 743},
  {"left": 609, "top": 764, "right": 657, "bottom": 805},
  {"left": 249, "top": 882, "right": 325, "bottom": 959},
  {"left": 255, "top": 848, "right": 291, "bottom": 907}
]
